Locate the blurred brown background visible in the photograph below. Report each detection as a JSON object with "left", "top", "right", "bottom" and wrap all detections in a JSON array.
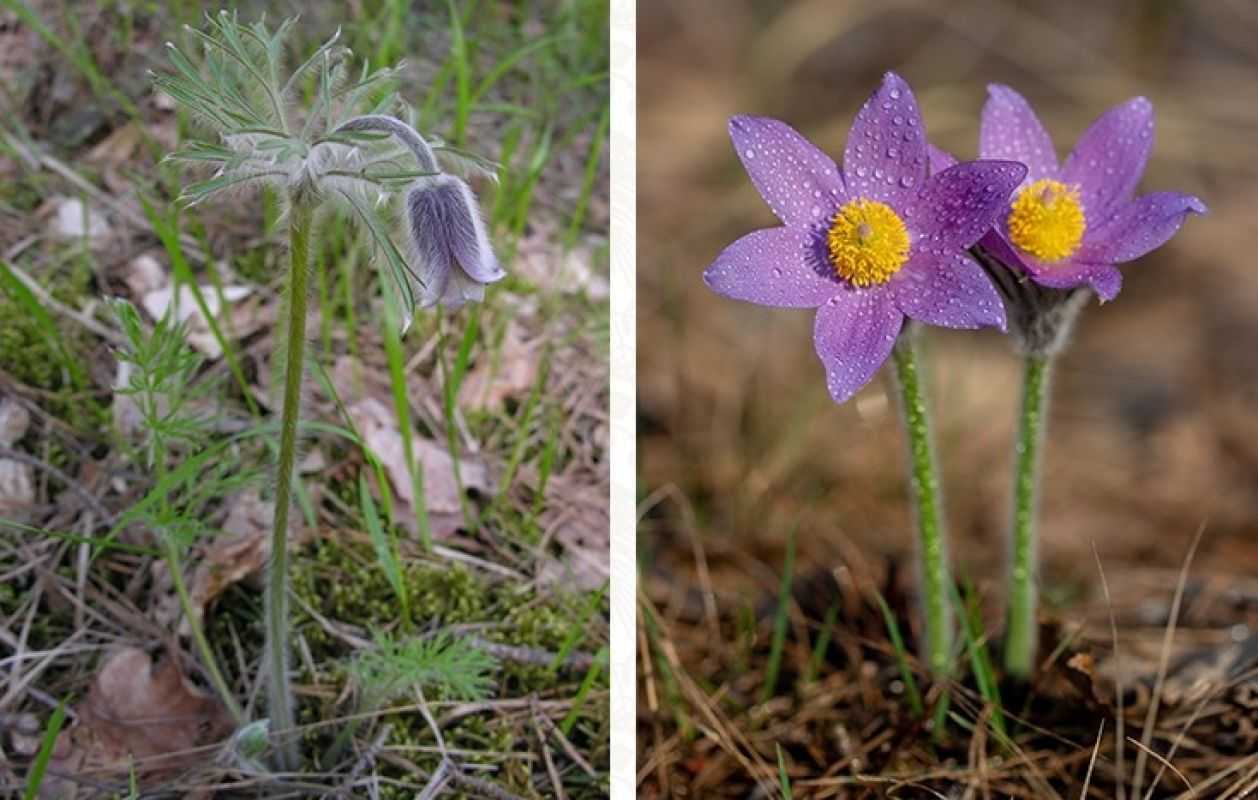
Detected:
[{"left": 638, "top": 0, "right": 1258, "bottom": 610}]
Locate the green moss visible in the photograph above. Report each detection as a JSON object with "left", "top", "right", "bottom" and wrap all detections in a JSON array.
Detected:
[
  {"left": 0, "top": 260, "right": 108, "bottom": 436},
  {"left": 232, "top": 248, "right": 276, "bottom": 285},
  {"left": 286, "top": 535, "right": 609, "bottom": 798}
]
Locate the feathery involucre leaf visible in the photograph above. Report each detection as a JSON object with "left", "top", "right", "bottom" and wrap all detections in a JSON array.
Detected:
[{"left": 352, "top": 633, "right": 498, "bottom": 704}]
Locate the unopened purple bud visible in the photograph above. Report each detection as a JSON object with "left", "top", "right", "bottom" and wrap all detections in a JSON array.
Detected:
[{"left": 406, "top": 174, "right": 505, "bottom": 309}]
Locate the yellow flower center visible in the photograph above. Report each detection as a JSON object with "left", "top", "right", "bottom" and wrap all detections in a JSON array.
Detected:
[
  {"left": 826, "top": 199, "right": 911, "bottom": 287},
  {"left": 1006, "top": 179, "right": 1086, "bottom": 263}
]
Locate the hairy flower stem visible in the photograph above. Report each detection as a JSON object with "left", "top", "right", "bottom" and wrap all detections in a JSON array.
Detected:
[
  {"left": 1004, "top": 354, "right": 1051, "bottom": 679},
  {"left": 889, "top": 332, "right": 952, "bottom": 678},
  {"left": 164, "top": 538, "right": 244, "bottom": 725},
  {"left": 265, "top": 199, "right": 314, "bottom": 770}
]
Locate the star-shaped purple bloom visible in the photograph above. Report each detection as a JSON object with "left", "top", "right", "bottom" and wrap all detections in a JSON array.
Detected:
[
  {"left": 704, "top": 72, "right": 1026, "bottom": 404},
  {"left": 960, "top": 84, "right": 1206, "bottom": 301}
]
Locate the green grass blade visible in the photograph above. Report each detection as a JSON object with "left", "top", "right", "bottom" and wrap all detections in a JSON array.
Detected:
[
  {"left": 1, "top": 0, "right": 140, "bottom": 118},
  {"left": 873, "top": 590, "right": 924, "bottom": 717},
  {"left": 470, "top": 34, "right": 565, "bottom": 109},
  {"left": 22, "top": 699, "right": 67, "bottom": 800},
  {"left": 495, "top": 348, "right": 550, "bottom": 502},
  {"left": 446, "top": 0, "right": 472, "bottom": 146},
  {"left": 0, "top": 518, "right": 159, "bottom": 557},
  {"left": 802, "top": 603, "right": 838, "bottom": 686},
  {"left": 438, "top": 313, "right": 480, "bottom": 531},
  {"left": 565, "top": 103, "right": 609, "bottom": 245},
  {"left": 139, "top": 196, "right": 260, "bottom": 418},
  {"left": 954, "top": 581, "right": 1008, "bottom": 744},
  {"left": 776, "top": 744, "right": 793, "bottom": 800},
  {"left": 761, "top": 526, "right": 796, "bottom": 703},
  {"left": 359, "top": 472, "right": 409, "bottom": 624},
  {"left": 559, "top": 644, "right": 607, "bottom": 736},
  {"left": 382, "top": 301, "right": 433, "bottom": 550},
  {"left": 550, "top": 581, "right": 608, "bottom": 672}
]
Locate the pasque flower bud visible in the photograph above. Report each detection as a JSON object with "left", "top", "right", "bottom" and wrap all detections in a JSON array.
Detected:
[{"left": 406, "top": 174, "right": 506, "bottom": 308}]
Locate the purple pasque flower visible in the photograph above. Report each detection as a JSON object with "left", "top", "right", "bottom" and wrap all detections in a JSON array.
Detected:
[
  {"left": 704, "top": 72, "right": 1025, "bottom": 404},
  {"left": 406, "top": 174, "right": 505, "bottom": 309},
  {"left": 968, "top": 84, "right": 1205, "bottom": 302}
]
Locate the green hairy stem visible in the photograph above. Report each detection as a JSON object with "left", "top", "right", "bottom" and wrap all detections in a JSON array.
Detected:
[
  {"left": 265, "top": 199, "right": 314, "bottom": 770},
  {"left": 1004, "top": 354, "right": 1051, "bottom": 679},
  {"left": 889, "top": 333, "right": 952, "bottom": 678},
  {"left": 164, "top": 538, "right": 244, "bottom": 725}
]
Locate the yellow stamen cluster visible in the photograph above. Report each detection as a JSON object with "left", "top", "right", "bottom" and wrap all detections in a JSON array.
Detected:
[
  {"left": 826, "top": 199, "right": 911, "bottom": 287},
  {"left": 1006, "top": 179, "right": 1086, "bottom": 263}
]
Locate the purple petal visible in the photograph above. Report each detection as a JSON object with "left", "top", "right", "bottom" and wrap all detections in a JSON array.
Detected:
[
  {"left": 417, "top": 258, "right": 453, "bottom": 309},
  {"left": 813, "top": 289, "right": 903, "bottom": 404},
  {"left": 979, "top": 84, "right": 1058, "bottom": 182},
  {"left": 976, "top": 229, "right": 1033, "bottom": 275},
  {"left": 911, "top": 159, "right": 1027, "bottom": 251},
  {"left": 891, "top": 251, "right": 1006, "bottom": 330},
  {"left": 843, "top": 72, "right": 929, "bottom": 205},
  {"left": 1061, "top": 97, "right": 1155, "bottom": 225},
  {"left": 703, "top": 227, "right": 837, "bottom": 308},
  {"left": 1022, "top": 259, "right": 1117, "bottom": 296},
  {"left": 431, "top": 268, "right": 488, "bottom": 308},
  {"left": 407, "top": 175, "right": 504, "bottom": 298},
  {"left": 1076, "top": 192, "right": 1207, "bottom": 264},
  {"left": 729, "top": 116, "right": 846, "bottom": 227},
  {"left": 1085, "top": 265, "right": 1123, "bottom": 301},
  {"left": 442, "top": 177, "right": 505, "bottom": 283},
  {"left": 928, "top": 144, "right": 957, "bottom": 175},
  {"left": 978, "top": 226, "right": 1098, "bottom": 293}
]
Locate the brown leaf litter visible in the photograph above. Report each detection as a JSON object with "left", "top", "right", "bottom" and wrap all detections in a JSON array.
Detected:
[
  {"left": 139, "top": 282, "right": 260, "bottom": 361},
  {"left": 535, "top": 477, "right": 610, "bottom": 591},
  {"left": 40, "top": 647, "right": 233, "bottom": 798},
  {"left": 153, "top": 488, "right": 312, "bottom": 635},
  {"left": 513, "top": 222, "right": 609, "bottom": 301},
  {"left": 639, "top": 534, "right": 1258, "bottom": 798},
  {"left": 0, "top": 397, "right": 35, "bottom": 522},
  {"left": 458, "top": 321, "right": 542, "bottom": 412},
  {"left": 349, "top": 396, "right": 490, "bottom": 539}
]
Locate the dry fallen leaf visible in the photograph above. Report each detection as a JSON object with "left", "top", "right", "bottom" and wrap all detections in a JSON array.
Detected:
[
  {"left": 187, "top": 490, "right": 307, "bottom": 627},
  {"left": 514, "top": 224, "right": 608, "bottom": 300},
  {"left": 87, "top": 120, "right": 144, "bottom": 168},
  {"left": 458, "top": 322, "right": 542, "bottom": 412},
  {"left": 0, "top": 397, "right": 29, "bottom": 445},
  {"left": 47, "top": 196, "right": 110, "bottom": 242},
  {"left": 42, "top": 648, "right": 233, "bottom": 797},
  {"left": 349, "top": 397, "right": 490, "bottom": 538},
  {"left": 535, "top": 477, "right": 610, "bottom": 590},
  {"left": 141, "top": 284, "right": 254, "bottom": 360},
  {"left": 126, "top": 252, "right": 167, "bottom": 296},
  {"left": 152, "top": 489, "right": 310, "bottom": 634},
  {"left": 0, "top": 397, "right": 34, "bottom": 522}
]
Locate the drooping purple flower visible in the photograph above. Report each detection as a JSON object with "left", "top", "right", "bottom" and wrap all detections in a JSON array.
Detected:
[
  {"left": 406, "top": 174, "right": 506, "bottom": 308},
  {"left": 704, "top": 72, "right": 1026, "bottom": 404},
  {"left": 965, "top": 85, "right": 1205, "bottom": 302}
]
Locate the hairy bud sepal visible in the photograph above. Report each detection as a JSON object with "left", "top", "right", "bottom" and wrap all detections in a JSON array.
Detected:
[
  {"left": 406, "top": 175, "right": 506, "bottom": 309},
  {"left": 969, "top": 240, "right": 1090, "bottom": 359}
]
